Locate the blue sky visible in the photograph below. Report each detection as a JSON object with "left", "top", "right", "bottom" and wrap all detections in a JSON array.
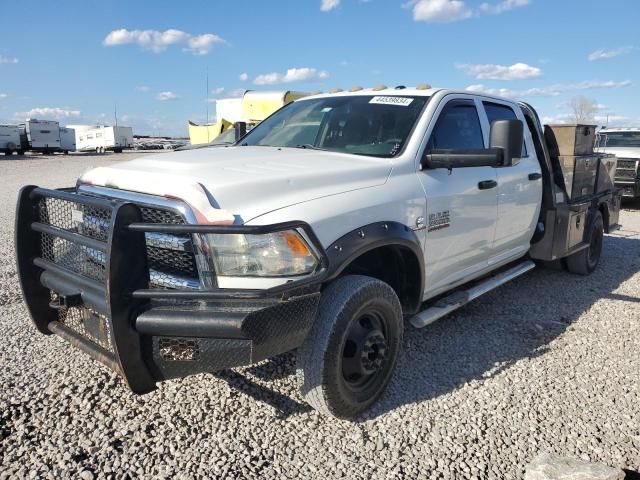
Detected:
[{"left": 0, "top": 0, "right": 638, "bottom": 136}]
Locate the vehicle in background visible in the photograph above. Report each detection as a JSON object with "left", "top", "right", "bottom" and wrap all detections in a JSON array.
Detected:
[
  {"left": 59, "top": 127, "right": 76, "bottom": 154},
  {"left": 0, "top": 124, "right": 23, "bottom": 155},
  {"left": 71, "top": 125, "right": 134, "bottom": 153},
  {"left": 188, "top": 90, "right": 309, "bottom": 145},
  {"left": 21, "top": 119, "right": 61, "bottom": 154},
  {"left": 596, "top": 127, "right": 640, "bottom": 198}
]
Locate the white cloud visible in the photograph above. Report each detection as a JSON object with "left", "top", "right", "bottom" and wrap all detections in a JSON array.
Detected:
[
  {"left": 21, "top": 107, "right": 81, "bottom": 120},
  {"left": 411, "top": 0, "right": 472, "bottom": 23},
  {"left": 0, "top": 55, "right": 18, "bottom": 64},
  {"left": 409, "top": 0, "right": 529, "bottom": 22},
  {"left": 103, "top": 28, "right": 225, "bottom": 55},
  {"left": 588, "top": 46, "right": 633, "bottom": 61},
  {"left": 156, "top": 91, "right": 178, "bottom": 101},
  {"left": 321, "top": 0, "right": 340, "bottom": 11},
  {"left": 479, "top": 0, "right": 529, "bottom": 15},
  {"left": 457, "top": 62, "right": 541, "bottom": 80},
  {"left": 0, "top": 93, "right": 7, "bottom": 100},
  {"left": 211, "top": 87, "right": 225, "bottom": 95},
  {"left": 136, "top": 85, "right": 150, "bottom": 93},
  {"left": 185, "top": 34, "right": 224, "bottom": 55},
  {"left": 239, "top": 72, "right": 249, "bottom": 81},
  {"left": 253, "top": 67, "right": 329, "bottom": 85},
  {"left": 466, "top": 80, "right": 632, "bottom": 98}
]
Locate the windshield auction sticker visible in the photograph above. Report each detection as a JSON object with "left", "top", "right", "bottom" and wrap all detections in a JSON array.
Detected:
[{"left": 369, "top": 96, "right": 414, "bottom": 106}]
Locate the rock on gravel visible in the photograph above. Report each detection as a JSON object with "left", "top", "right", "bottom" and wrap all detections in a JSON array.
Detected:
[
  {"left": 524, "top": 452, "right": 625, "bottom": 480},
  {"left": 1, "top": 154, "right": 640, "bottom": 479}
]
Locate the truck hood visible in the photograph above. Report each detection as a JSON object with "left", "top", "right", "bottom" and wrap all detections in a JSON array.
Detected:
[
  {"left": 80, "top": 146, "right": 393, "bottom": 222},
  {"left": 598, "top": 147, "right": 640, "bottom": 158}
]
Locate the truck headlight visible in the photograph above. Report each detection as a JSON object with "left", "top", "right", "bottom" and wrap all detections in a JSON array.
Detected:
[{"left": 207, "top": 230, "right": 319, "bottom": 277}]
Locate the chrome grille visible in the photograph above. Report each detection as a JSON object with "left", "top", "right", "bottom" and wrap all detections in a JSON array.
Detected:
[{"left": 615, "top": 158, "right": 638, "bottom": 181}]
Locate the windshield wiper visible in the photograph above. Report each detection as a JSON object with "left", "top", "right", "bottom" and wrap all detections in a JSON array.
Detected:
[{"left": 295, "top": 144, "right": 323, "bottom": 150}]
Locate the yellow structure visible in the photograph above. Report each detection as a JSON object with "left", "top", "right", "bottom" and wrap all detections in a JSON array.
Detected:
[
  {"left": 241, "top": 91, "right": 308, "bottom": 123},
  {"left": 187, "top": 119, "right": 232, "bottom": 146},
  {"left": 188, "top": 91, "right": 309, "bottom": 145}
]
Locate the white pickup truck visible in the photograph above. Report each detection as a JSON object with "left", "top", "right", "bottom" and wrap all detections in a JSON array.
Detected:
[{"left": 16, "top": 87, "right": 621, "bottom": 418}]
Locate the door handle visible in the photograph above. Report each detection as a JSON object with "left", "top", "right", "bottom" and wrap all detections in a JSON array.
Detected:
[
  {"left": 528, "top": 172, "right": 542, "bottom": 181},
  {"left": 478, "top": 180, "right": 498, "bottom": 190}
]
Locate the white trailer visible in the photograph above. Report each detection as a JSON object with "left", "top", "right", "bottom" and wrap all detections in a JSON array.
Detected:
[
  {"left": 0, "top": 125, "right": 22, "bottom": 155},
  {"left": 23, "top": 119, "right": 61, "bottom": 153},
  {"left": 73, "top": 125, "right": 133, "bottom": 153},
  {"left": 59, "top": 127, "right": 76, "bottom": 153}
]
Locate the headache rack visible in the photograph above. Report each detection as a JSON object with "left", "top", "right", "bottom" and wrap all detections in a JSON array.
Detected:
[{"left": 15, "top": 186, "right": 328, "bottom": 392}]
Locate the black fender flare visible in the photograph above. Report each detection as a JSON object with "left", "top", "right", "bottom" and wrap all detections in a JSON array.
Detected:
[{"left": 324, "top": 221, "right": 425, "bottom": 313}]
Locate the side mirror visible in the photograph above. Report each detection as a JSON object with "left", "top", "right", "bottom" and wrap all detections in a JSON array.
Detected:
[
  {"left": 490, "top": 119, "right": 523, "bottom": 166},
  {"left": 422, "top": 149, "right": 502, "bottom": 170},
  {"left": 234, "top": 122, "right": 247, "bottom": 141}
]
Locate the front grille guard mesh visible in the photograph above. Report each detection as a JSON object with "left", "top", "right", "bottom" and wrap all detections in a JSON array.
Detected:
[
  {"left": 51, "top": 291, "right": 114, "bottom": 353},
  {"left": 37, "top": 196, "right": 200, "bottom": 290}
]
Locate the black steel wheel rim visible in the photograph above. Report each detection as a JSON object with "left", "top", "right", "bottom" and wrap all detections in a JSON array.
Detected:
[{"left": 340, "top": 307, "right": 390, "bottom": 393}]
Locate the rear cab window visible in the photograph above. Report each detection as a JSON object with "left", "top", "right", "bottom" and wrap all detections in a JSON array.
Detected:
[{"left": 482, "top": 101, "right": 528, "bottom": 157}]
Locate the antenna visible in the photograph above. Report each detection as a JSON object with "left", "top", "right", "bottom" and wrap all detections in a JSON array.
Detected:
[{"left": 206, "top": 70, "right": 210, "bottom": 143}]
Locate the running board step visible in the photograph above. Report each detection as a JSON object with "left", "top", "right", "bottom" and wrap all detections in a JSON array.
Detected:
[{"left": 410, "top": 260, "right": 536, "bottom": 329}]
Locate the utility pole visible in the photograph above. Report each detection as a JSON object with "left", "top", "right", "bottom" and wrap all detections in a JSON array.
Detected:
[{"left": 206, "top": 71, "right": 210, "bottom": 143}]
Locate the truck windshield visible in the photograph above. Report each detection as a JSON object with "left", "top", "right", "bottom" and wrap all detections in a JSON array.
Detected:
[
  {"left": 239, "top": 95, "right": 429, "bottom": 157},
  {"left": 600, "top": 132, "right": 640, "bottom": 147}
]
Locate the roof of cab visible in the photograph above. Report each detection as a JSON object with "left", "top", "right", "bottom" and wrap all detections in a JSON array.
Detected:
[{"left": 297, "top": 86, "right": 518, "bottom": 105}]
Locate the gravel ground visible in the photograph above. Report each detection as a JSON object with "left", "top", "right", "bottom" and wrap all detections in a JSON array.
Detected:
[{"left": 1, "top": 153, "right": 639, "bottom": 479}]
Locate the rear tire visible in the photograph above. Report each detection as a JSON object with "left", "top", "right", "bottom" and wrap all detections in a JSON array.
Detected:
[
  {"left": 566, "top": 211, "right": 603, "bottom": 275},
  {"left": 297, "top": 275, "right": 403, "bottom": 419}
]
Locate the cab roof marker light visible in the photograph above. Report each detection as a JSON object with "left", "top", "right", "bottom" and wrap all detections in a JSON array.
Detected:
[
  {"left": 349, "top": 85, "right": 363, "bottom": 92},
  {"left": 372, "top": 84, "right": 387, "bottom": 91},
  {"left": 416, "top": 83, "right": 432, "bottom": 90},
  {"left": 329, "top": 88, "right": 344, "bottom": 93}
]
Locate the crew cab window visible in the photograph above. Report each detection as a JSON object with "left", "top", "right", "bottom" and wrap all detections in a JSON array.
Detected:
[
  {"left": 427, "top": 100, "right": 484, "bottom": 150},
  {"left": 483, "top": 102, "right": 528, "bottom": 156}
]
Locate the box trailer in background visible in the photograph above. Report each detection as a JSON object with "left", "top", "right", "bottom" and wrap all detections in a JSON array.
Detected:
[
  {"left": 22, "top": 119, "right": 61, "bottom": 153},
  {"left": 0, "top": 125, "right": 23, "bottom": 155},
  {"left": 72, "top": 125, "right": 134, "bottom": 153},
  {"left": 59, "top": 127, "right": 76, "bottom": 153}
]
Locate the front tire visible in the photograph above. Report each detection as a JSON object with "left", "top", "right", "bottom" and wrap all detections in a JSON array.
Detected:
[
  {"left": 297, "top": 275, "right": 403, "bottom": 419},
  {"left": 566, "top": 211, "right": 603, "bottom": 275}
]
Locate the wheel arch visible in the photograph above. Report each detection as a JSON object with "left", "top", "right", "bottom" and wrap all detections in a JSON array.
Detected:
[{"left": 324, "top": 222, "right": 424, "bottom": 314}]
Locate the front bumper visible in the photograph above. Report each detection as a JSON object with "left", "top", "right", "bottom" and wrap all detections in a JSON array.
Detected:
[
  {"left": 15, "top": 186, "right": 326, "bottom": 393},
  {"left": 614, "top": 180, "right": 640, "bottom": 198}
]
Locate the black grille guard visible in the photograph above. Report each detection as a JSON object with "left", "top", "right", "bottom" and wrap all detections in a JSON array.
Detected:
[{"left": 15, "top": 186, "right": 329, "bottom": 393}]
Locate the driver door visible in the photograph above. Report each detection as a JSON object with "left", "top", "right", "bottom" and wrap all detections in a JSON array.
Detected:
[{"left": 417, "top": 97, "right": 498, "bottom": 297}]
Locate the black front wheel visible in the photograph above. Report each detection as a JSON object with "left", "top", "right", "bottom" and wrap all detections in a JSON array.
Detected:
[{"left": 297, "top": 275, "right": 403, "bottom": 419}]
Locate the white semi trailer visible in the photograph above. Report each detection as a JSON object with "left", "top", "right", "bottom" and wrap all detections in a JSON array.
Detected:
[
  {"left": 22, "top": 119, "right": 61, "bottom": 154},
  {"left": 59, "top": 127, "right": 76, "bottom": 154},
  {"left": 72, "top": 125, "right": 133, "bottom": 153},
  {"left": 0, "top": 125, "right": 23, "bottom": 155}
]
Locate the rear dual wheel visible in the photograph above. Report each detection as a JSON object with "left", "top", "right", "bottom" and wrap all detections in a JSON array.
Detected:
[
  {"left": 566, "top": 211, "right": 604, "bottom": 275},
  {"left": 297, "top": 275, "right": 403, "bottom": 419}
]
